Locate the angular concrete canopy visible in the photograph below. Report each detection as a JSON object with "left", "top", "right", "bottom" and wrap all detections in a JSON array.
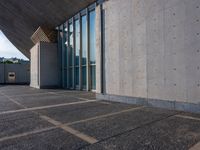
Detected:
[{"left": 0, "top": 0, "right": 96, "bottom": 58}]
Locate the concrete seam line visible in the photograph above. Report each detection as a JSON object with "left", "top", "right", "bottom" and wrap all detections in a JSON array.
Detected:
[
  {"left": 40, "top": 115, "right": 98, "bottom": 144},
  {"left": 48, "top": 91, "right": 95, "bottom": 101},
  {"left": 10, "top": 92, "right": 51, "bottom": 97},
  {"left": 0, "top": 92, "right": 27, "bottom": 108},
  {"left": 74, "top": 97, "right": 95, "bottom": 101},
  {"left": 0, "top": 127, "right": 57, "bottom": 143},
  {"left": 67, "top": 106, "right": 145, "bottom": 125},
  {"left": 175, "top": 115, "right": 200, "bottom": 122},
  {"left": 189, "top": 142, "right": 200, "bottom": 150},
  {"left": 0, "top": 100, "right": 98, "bottom": 115}
]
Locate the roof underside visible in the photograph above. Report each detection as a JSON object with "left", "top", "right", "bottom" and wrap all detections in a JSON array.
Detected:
[{"left": 0, "top": 0, "right": 96, "bottom": 58}]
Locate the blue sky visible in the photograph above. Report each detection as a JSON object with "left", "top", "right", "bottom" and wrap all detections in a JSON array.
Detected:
[{"left": 0, "top": 30, "right": 28, "bottom": 60}]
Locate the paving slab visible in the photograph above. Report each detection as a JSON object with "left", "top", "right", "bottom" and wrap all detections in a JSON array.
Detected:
[
  {"left": 0, "top": 111, "right": 53, "bottom": 138},
  {"left": 13, "top": 94, "right": 83, "bottom": 108},
  {"left": 83, "top": 116, "right": 200, "bottom": 150},
  {"left": 0, "top": 97, "right": 23, "bottom": 112},
  {"left": 0, "top": 88, "right": 46, "bottom": 96},
  {"left": 0, "top": 128, "right": 89, "bottom": 150},
  {"left": 37, "top": 101, "right": 137, "bottom": 124},
  {"left": 71, "top": 107, "right": 177, "bottom": 140}
]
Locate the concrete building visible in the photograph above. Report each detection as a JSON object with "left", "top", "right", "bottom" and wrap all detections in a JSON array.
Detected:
[{"left": 0, "top": 0, "right": 200, "bottom": 113}]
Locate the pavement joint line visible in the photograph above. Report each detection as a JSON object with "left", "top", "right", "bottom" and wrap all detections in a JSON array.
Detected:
[
  {"left": 0, "top": 100, "right": 98, "bottom": 115},
  {"left": 47, "top": 91, "right": 95, "bottom": 101},
  {"left": 66, "top": 106, "right": 145, "bottom": 126},
  {"left": 49, "top": 91, "right": 95, "bottom": 97},
  {"left": 0, "top": 126, "right": 57, "bottom": 143},
  {"left": 74, "top": 97, "right": 95, "bottom": 101},
  {"left": 48, "top": 92, "right": 94, "bottom": 101},
  {"left": 97, "top": 101, "right": 111, "bottom": 105},
  {"left": 80, "top": 112, "right": 180, "bottom": 149},
  {"left": 175, "top": 114, "right": 200, "bottom": 122},
  {"left": 0, "top": 91, "right": 27, "bottom": 108},
  {"left": 40, "top": 115, "right": 98, "bottom": 144},
  {"left": 189, "top": 141, "right": 200, "bottom": 150},
  {"left": 9, "top": 92, "right": 53, "bottom": 97}
]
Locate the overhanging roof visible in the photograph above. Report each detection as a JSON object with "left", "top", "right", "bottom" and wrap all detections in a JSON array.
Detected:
[{"left": 0, "top": 0, "right": 96, "bottom": 58}]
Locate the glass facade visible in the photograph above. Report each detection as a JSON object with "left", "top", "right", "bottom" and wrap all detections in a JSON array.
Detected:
[
  {"left": 69, "top": 23, "right": 74, "bottom": 88},
  {"left": 89, "top": 10, "right": 96, "bottom": 90},
  {"left": 75, "top": 19, "right": 80, "bottom": 88},
  {"left": 81, "top": 15, "right": 87, "bottom": 89},
  {"left": 58, "top": 4, "right": 96, "bottom": 91}
]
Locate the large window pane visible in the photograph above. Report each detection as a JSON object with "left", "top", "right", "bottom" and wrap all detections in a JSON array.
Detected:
[
  {"left": 89, "top": 10, "right": 96, "bottom": 90},
  {"left": 89, "top": 11, "right": 96, "bottom": 65},
  {"left": 75, "top": 20, "right": 80, "bottom": 66},
  {"left": 69, "top": 23, "right": 73, "bottom": 88},
  {"left": 81, "top": 16, "right": 87, "bottom": 65},
  {"left": 75, "top": 19, "right": 80, "bottom": 87},
  {"left": 81, "top": 15, "right": 87, "bottom": 88},
  {"left": 69, "top": 23, "right": 73, "bottom": 67}
]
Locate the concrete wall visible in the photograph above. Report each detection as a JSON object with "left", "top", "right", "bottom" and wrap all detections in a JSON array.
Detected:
[
  {"left": 0, "top": 64, "right": 30, "bottom": 84},
  {"left": 0, "top": 64, "right": 5, "bottom": 83},
  {"left": 96, "top": 0, "right": 200, "bottom": 107},
  {"left": 30, "top": 43, "right": 39, "bottom": 88},
  {"left": 30, "top": 42, "right": 60, "bottom": 89},
  {"left": 39, "top": 42, "right": 59, "bottom": 88}
]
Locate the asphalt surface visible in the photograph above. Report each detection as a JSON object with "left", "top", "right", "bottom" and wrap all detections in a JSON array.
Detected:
[{"left": 0, "top": 85, "right": 200, "bottom": 150}]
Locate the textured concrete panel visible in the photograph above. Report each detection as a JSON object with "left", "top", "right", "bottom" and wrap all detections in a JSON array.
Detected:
[
  {"left": 98, "top": 0, "right": 200, "bottom": 106},
  {"left": 0, "top": 64, "right": 29, "bottom": 84},
  {"left": 40, "top": 42, "right": 59, "bottom": 88},
  {"left": 30, "top": 43, "right": 39, "bottom": 88},
  {"left": 0, "top": 64, "right": 4, "bottom": 84},
  {"left": 4, "top": 64, "right": 30, "bottom": 84},
  {"left": 30, "top": 42, "right": 59, "bottom": 89}
]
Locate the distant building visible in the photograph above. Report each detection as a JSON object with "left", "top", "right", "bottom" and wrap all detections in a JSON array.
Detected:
[{"left": 0, "top": 57, "right": 29, "bottom": 64}]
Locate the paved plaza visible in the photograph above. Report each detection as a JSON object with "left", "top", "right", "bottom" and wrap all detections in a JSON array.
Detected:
[{"left": 0, "top": 85, "right": 200, "bottom": 150}]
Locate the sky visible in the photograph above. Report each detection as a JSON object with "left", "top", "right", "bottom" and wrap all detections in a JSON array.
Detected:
[{"left": 0, "top": 30, "right": 28, "bottom": 60}]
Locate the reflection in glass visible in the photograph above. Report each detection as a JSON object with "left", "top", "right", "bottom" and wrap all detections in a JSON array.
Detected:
[
  {"left": 81, "top": 15, "right": 87, "bottom": 88},
  {"left": 75, "top": 19, "right": 80, "bottom": 87},
  {"left": 60, "top": 8, "right": 96, "bottom": 90},
  {"left": 69, "top": 23, "right": 73, "bottom": 88},
  {"left": 89, "top": 11, "right": 96, "bottom": 65},
  {"left": 81, "top": 16, "right": 87, "bottom": 66},
  {"left": 89, "top": 10, "right": 96, "bottom": 90},
  {"left": 75, "top": 20, "right": 80, "bottom": 66},
  {"left": 69, "top": 23, "right": 73, "bottom": 67}
]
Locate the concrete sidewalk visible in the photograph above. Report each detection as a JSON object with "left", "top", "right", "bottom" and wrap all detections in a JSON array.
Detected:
[{"left": 0, "top": 85, "right": 200, "bottom": 150}]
